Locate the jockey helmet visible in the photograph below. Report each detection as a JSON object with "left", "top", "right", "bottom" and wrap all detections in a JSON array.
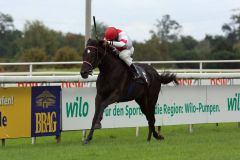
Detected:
[{"left": 104, "top": 27, "right": 118, "bottom": 41}]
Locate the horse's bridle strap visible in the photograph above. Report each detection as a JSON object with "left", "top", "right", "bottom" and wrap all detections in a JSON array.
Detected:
[
  {"left": 83, "top": 61, "right": 93, "bottom": 68},
  {"left": 86, "top": 46, "right": 98, "bottom": 50}
]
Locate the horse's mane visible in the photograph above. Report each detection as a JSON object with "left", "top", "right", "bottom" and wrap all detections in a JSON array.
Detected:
[{"left": 87, "top": 38, "right": 98, "bottom": 46}]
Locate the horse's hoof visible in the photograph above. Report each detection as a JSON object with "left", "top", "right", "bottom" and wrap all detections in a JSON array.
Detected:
[
  {"left": 83, "top": 139, "right": 89, "bottom": 145},
  {"left": 158, "top": 134, "right": 164, "bottom": 140}
]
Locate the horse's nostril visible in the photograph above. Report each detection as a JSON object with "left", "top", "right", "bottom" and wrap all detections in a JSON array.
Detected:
[
  {"left": 80, "top": 71, "right": 89, "bottom": 79},
  {"left": 81, "top": 71, "right": 86, "bottom": 74}
]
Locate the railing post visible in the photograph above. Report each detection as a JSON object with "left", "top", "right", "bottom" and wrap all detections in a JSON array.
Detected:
[
  {"left": 32, "top": 137, "right": 36, "bottom": 144},
  {"left": 2, "top": 139, "right": 5, "bottom": 147},
  {"left": 136, "top": 127, "right": 139, "bottom": 137},
  {"left": 29, "top": 63, "right": 33, "bottom": 76},
  {"left": 56, "top": 135, "right": 61, "bottom": 143},
  {"left": 82, "top": 130, "right": 86, "bottom": 141},
  {"left": 199, "top": 62, "right": 203, "bottom": 73},
  {"left": 30, "top": 63, "right": 35, "bottom": 144},
  {"left": 189, "top": 124, "right": 193, "bottom": 133}
]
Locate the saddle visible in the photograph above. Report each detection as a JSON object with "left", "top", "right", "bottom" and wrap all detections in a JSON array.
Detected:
[{"left": 134, "top": 65, "right": 150, "bottom": 86}]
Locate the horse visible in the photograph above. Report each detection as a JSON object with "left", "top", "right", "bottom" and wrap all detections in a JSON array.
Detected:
[{"left": 80, "top": 39, "right": 178, "bottom": 144}]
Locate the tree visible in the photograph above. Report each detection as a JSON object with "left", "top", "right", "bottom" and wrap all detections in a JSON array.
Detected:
[
  {"left": 18, "top": 48, "right": 47, "bottom": 62},
  {"left": 20, "top": 20, "right": 63, "bottom": 56},
  {"left": 63, "top": 33, "right": 85, "bottom": 52},
  {"left": 53, "top": 46, "right": 80, "bottom": 68},
  {"left": 0, "top": 12, "right": 22, "bottom": 58},
  {"left": 0, "top": 12, "right": 14, "bottom": 33},
  {"left": 222, "top": 10, "right": 240, "bottom": 42},
  {"left": 180, "top": 36, "right": 198, "bottom": 50},
  {"left": 150, "top": 14, "right": 182, "bottom": 42},
  {"left": 134, "top": 36, "right": 170, "bottom": 61},
  {"left": 169, "top": 35, "right": 198, "bottom": 60},
  {"left": 233, "top": 42, "right": 240, "bottom": 54}
]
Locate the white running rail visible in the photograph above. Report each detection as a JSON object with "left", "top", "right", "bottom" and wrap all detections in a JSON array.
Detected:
[{"left": 1, "top": 60, "right": 240, "bottom": 76}]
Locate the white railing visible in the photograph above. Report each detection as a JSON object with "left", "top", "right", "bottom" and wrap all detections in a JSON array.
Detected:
[
  {"left": 1, "top": 73, "right": 240, "bottom": 84},
  {"left": 1, "top": 60, "right": 240, "bottom": 76}
]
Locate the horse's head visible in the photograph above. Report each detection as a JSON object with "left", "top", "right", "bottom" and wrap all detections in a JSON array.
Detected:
[{"left": 80, "top": 39, "right": 107, "bottom": 79}]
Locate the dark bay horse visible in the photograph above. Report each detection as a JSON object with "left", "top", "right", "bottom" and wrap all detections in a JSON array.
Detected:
[{"left": 80, "top": 39, "right": 178, "bottom": 144}]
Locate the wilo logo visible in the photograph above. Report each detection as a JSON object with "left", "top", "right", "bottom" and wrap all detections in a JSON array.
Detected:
[
  {"left": 66, "top": 96, "right": 89, "bottom": 118},
  {"left": 35, "top": 90, "right": 56, "bottom": 108},
  {"left": 227, "top": 92, "right": 240, "bottom": 111}
]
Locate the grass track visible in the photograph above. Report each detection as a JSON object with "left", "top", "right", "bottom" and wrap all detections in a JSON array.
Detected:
[{"left": 1, "top": 123, "right": 240, "bottom": 160}]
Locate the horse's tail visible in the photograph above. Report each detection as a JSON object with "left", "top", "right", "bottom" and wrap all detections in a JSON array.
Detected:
[{"left": 158, "top": 72, "right": 179, "bottom": 85}]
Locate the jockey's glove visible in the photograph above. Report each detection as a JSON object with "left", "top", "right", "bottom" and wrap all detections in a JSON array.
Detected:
[{"left": 109, "top": 45, "right": 119, "bottom": 55}]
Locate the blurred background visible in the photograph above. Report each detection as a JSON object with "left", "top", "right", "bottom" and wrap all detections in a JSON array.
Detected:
[{"left": 0, "top": 0, "right": 240, "bottom": 70}]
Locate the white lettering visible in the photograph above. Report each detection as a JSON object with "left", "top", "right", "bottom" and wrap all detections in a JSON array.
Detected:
[{"left": 0, "top": 96, "right": 14, "bottom": 106}]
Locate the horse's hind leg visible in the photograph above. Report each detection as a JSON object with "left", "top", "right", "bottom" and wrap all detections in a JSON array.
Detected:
[
  {"left": 157, "top": 126, "right": 164, "bottom": 139},
  {"left": 135, "top": 95, "right": 153, "bottom": 141},
  {"left": 147, "top": 89, "right": 164, "bottom": 140},
  {"left": 146, "top": 97, "right": 165, "bottom": 140}
]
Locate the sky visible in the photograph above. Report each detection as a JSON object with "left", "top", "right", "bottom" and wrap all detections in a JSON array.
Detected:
[{"left": 0, "top": 0, "right": 240, "bottom": 42}]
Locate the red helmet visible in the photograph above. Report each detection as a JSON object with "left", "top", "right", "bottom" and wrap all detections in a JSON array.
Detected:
[{"left": 104, "top": 27, "right": 118, "bottom": 40}]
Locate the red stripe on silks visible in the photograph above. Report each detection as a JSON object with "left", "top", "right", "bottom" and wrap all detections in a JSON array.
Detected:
[
  {"left": 116, "top": 47, "right": 124, "bottom": 52},
  {"left": 120, "top": 39, "right": 127, "bottom": 44}
]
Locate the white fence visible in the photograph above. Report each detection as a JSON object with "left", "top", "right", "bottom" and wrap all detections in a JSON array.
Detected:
[
  {"left": 1, "top": 73, "right": 240, "bottom": 84},
  {"left": 1, "top": 60, "right": 240, "bottom": 76}
]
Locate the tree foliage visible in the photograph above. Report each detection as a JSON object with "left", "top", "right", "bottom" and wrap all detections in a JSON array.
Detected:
[
  {"left": 1, "top": 11, "right": 240, "bottom": 70},
  {"left": 54, "top": 46, "right": 80, "bottom": 62},
  {"left": 53, "top": 46, "right": 81, "bottom": 68},
  {"left": 0, "top": 12, "right": 14, "bottom": 33},
  {"left": 150, "top": 14, "right": 182, "bottom": 42},
  {"left": 0, "top": 12, "right": 22, "bottom": 58},
  {"left": 18, "top": 48, "right": 47, "bottom": 62},
  {"left": 20, "top": 20, "right": 63, "bottom": 56}
]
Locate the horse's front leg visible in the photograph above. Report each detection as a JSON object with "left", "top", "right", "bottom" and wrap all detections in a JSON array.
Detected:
[
  {"left": 83, "top": 91, "right": 119, "bottom": 145},
  {"left": 83, "top": 94, "right": 102, "bottom": 144}
]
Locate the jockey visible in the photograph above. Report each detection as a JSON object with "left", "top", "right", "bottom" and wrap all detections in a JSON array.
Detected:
[{"left": 104, "top": 27, "right": 141, "bottom": 80}]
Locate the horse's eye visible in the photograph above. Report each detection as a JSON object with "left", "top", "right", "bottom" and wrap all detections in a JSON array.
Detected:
[{"left": 87, "top": 49, "right": 91, "bottom": 54}]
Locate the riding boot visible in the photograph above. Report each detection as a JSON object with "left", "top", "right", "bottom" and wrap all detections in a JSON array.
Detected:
[{"left": 130, "top": 64, "right": 141, "bottom": 80}]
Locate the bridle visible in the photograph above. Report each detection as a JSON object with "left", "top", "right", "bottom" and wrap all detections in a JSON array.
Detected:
[
  {"left": 83, "top": 44, "right": 108, "bottom": 69},
  {"left": 83, "top": 45, "right": 98, "bottom": 69}
]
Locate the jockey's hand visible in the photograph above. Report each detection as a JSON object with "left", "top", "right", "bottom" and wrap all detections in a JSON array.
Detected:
[
  {"left": 110, "top": 46, "right": 119, "bottom": 55},
  {"left": 107, "top": 41, "right": 114, "bottom": 46}
]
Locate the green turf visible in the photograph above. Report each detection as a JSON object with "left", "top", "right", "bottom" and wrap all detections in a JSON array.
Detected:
[{"left": 1, "top": 123, "right": 240, "bottom": 160}]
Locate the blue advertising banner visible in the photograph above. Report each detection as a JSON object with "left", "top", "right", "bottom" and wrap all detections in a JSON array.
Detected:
[{"left": 31, "top": 86, "right": 61, "bottom": 137}]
